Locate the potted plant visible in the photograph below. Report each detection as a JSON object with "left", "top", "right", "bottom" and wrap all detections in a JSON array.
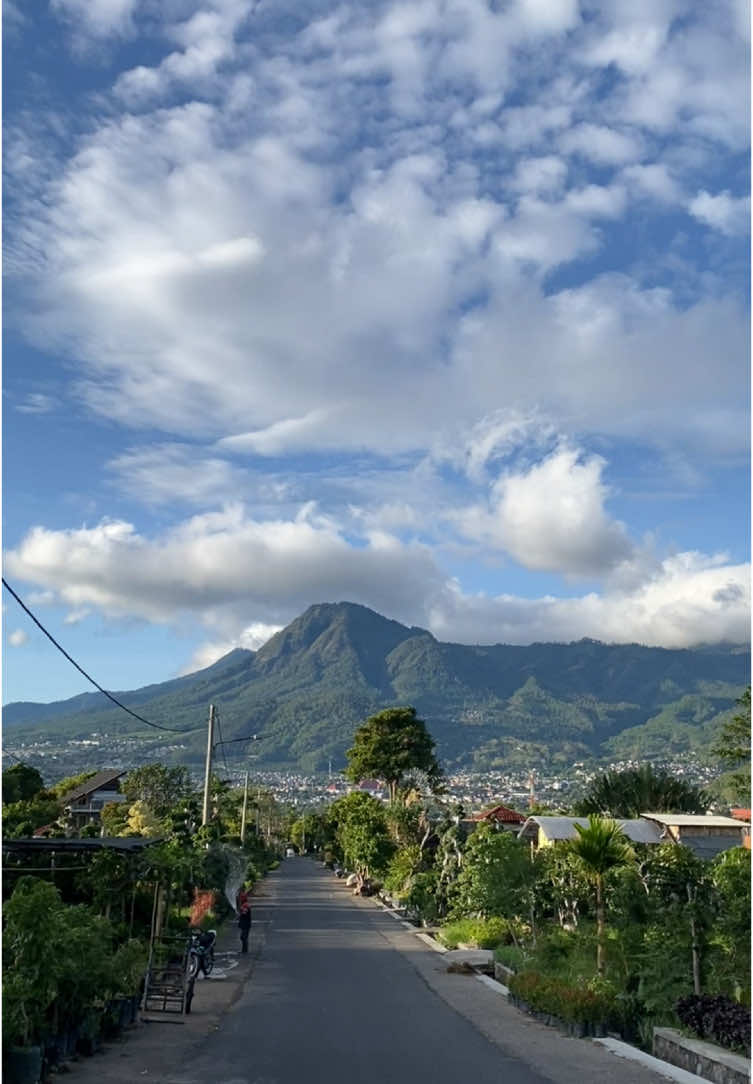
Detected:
[{"left": 2, "top": 973, "right": 44, "bottom": 1084}]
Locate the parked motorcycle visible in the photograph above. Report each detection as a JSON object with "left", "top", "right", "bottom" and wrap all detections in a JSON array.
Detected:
[{"left": 187, "top": 928, "right": 216, "bottom": 979}]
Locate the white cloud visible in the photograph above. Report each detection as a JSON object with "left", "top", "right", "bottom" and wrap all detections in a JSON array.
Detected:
[
  {"left": 688, "top": 190, "right": 750, "bottom": 236},
  {"left": 559, "top": 123, "right": 644, "bottom": 165},
  {"left": 181, "top": 622, "right": 283, "bottom": 673},
  {"left": 4, "top": 509, "right": 748, "bottom": 649},
  {"left": 428, "top": 554, "right": 750, "bottom": 649},
  {"left": 456, "top": 446, "right": 633, "bottom": 575},
  {"left": 51, "top": 0, "right": 141, "bottom": 38},
  {"left": 15, "top": 393, "right": 57, "bottom": 415},
  {"left": 8, "top": 629, "right": 29, "bottom": 647},
  {"left": 107, "top": 444, "right": 248, "bottom": 506},
  {"left": 621, "top": 163, "right": 683, "bottom": 204}
]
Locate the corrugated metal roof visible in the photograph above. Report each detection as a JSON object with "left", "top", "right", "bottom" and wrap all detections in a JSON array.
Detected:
[
  {"left": 3, "top": 836, "right": 163, "bottom": 853},
  {"left": 640, "top": 813, "right": 749, "bottom": 828},
  {"left": 518, "top": 816, "right": 662, "bottom": 844}
]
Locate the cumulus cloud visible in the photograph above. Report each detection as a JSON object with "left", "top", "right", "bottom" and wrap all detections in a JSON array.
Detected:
[
  {"left": 427, "top": 555, "right": 750, "bottom": 649},
  {"left": 8, "top": 629, "right": 29, "bottom": 647},
  {"left": 688, "top": 190, "right": 750, "bottom": 236},
  {"left": 2, "top": 0, "right": 744, "bottom": 469},
  {"left": 5, "top": 508, "right": 749, "bottom": 651},
  {"left": 15, "top": 393, "right": 57, "bottom": 415},
  {"left": 456, "top": 446, "right": 633, "bottom": 575}
]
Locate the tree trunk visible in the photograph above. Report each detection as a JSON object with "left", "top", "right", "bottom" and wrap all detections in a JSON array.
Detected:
[
  {"left": 596, "top": 876, "right": 605, "bottom": 976},
  {"left": 687, "top": 883, "right": 702, "bottom": 995}
]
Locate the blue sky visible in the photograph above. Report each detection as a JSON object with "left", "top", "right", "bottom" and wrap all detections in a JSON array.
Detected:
[{"left": 3, "top": 0, "right": 750, "bottom": 705}]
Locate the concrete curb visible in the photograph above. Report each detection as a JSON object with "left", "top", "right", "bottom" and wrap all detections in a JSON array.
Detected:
[
  {"left": 475, "top": 973, "right": 509, "bottom": 996},
  {"left": 593, "top": 1037, "right": 714, "bottom": 1084}
]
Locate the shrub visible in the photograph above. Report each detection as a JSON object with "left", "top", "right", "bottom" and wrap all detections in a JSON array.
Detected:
[
  {"left": 439, "top": 916, "right": 510, "bottom": 949},
  {"left": 508, "top": 970, "right": 617, "bottom": 1028},
  {"left": 494, "top": 944, "right": 528, "bottom": 971},
  {"left": 676, "top": 994, "right": 751, "bottom": 1055}
]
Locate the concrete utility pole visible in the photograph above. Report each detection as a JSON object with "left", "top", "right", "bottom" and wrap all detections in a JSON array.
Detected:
[
  {"left": 240, "top": 771, "right": 250, "bottom": 843},
  {"left": 202, "top": 703, "right": 216, "bottom": 826}
]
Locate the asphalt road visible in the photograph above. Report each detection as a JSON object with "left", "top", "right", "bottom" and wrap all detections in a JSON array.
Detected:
[
  {"left": 179, "top": 858, "right": 548, "bottom": 1084},
  {"left": 174, "top": 860, "right": 669, "bottom": 1084}
]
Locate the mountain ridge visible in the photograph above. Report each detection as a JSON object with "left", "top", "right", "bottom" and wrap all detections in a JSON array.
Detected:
[{"left": 4, "top": 601, "right": 749, "bottom": 773}]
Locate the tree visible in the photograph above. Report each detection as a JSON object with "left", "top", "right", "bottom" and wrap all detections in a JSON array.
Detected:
[
  {"left": 121, "top": 764, "right": 193, "bottom": 822},
  {"left": 575, "top": 764, "right": 710, "bottom": 818},
  {"left": 2, "top": 763, "right": 45, "bottom": 805},
  {"left": 639, "top": 843, "right": 714, "bottom": 996},
  {"left": 569, "top": 816, "right": 634, "bottom": 975},
  {"left": 330, "top": 792, "right": 395, "bottom": 887},
  {"left": 712, "top": 687, "right": 750, "bottom": 804},
  {"left": 453, "top": 825, "right": 533, "bottom": 920},
  {"left": 346, "top": 707, "right": 443, "bottom": 803}
]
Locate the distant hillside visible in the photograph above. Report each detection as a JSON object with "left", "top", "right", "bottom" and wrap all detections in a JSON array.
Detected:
[{"left": 4, "top": 602, "right": 749, "bottom": 773}]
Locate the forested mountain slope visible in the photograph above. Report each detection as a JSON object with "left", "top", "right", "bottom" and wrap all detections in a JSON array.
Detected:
[{"left": 4, "top": 602, "right": 748, "bottom": 772}]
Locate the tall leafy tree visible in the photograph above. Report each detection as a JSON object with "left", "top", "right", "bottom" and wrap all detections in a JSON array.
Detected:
[
  {"left": 330, "top": 792, "right": 394, "bottom": 886},
  {"left": 575, "top": 764, "right": 710, "bottom": 818},
  {"left": 346, "top": 706, "right": 443, "bottom": 803},
  {"left": 2, "top": 763, "right": 45, "bottom": 805},
  {"left": 712, "top": 687, "right": 751, "bottom": 804},
  {"left": 121, "top": 763, "right": 193, "bottom": 822},
  {"left": 569, "top": 816, "right": 634, "bottom": 975},
  {"left": 453, "top": 824, "right": 532, "bottom": 920}
]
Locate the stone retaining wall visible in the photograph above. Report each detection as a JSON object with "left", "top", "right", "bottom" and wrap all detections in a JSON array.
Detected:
[{"left": 653, "top": 1027, "right": 751, "bottom": 1084}]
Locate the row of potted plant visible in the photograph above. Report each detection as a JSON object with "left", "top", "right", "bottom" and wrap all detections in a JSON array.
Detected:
[
  {"left": 507, "top": 970, "right": 617, "bottom": 1038},
  {"left": 3, "top": 878, "right": 148, "bottom": 1084}
]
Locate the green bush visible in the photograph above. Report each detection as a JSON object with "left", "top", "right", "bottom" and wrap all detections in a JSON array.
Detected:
[
  {"left": 494, "top": 944, "right": 528, "bottom": 971},
  {"left": 439, "top": 916, "right": 509, "bottom": 949},
  {"left": 508, "top": 970, "right": 617, "bottom": 1027}
]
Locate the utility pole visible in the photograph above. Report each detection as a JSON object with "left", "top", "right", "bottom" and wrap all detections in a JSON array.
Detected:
[
  {"left": 240, "top": 771, "right": 250, "bottom": 843},
  {"left": 202, "top": 704, "right": 216, "bottom": 826}
]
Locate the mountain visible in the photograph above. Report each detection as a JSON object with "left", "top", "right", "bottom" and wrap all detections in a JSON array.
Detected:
[{"left": 4, "top": 602, "right": 749, "bottom": 774}]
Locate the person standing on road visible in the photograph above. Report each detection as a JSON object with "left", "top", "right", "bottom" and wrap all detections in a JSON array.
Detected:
[{"left": 238, "top": 902, "right": 251, "bottom": 953}]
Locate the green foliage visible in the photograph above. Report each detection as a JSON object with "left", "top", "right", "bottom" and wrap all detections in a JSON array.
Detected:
[
  {"left": 50, "top": 770, "right": 98, "bottom": 799},
  {"left": 1, "top": 794, "right": 62, "bottom": 838},
  {"left": 346, "top": 706, "right": 443, "bottom": 801},
  {"left": 452, "top": 825, "right": 533, "bottom": 920},
  {"left": 575, "top": 764, "right": 710, "bottom": 818},
  {"left": 711, "top": 687, "right": 751, "bottom": 803},
  {"left": 2, "top": 763, "right": 45, "bottom": 804},
  {"left": 713, "top": 687, "right": 751, "bottom": 764},
  {"left": 508, "top": 970, "right": 617, "bottom": 1028},
  {"left": 330, "top": 792, "right": 395, "bottom": 879},
  {"left": 569, "top": 817, "right": 634, "bottom": 975},
  {"left": 3, "top": 876, "right": 120, "bottom": 1047},
  {"left": 493, "top": 943, "right": 529, "bottom": 970},
  {"left": 5, "top": 603, "right": 748, "bottom": 771},
  {"left": 438, "top": 916, "right": 512, "bottom": 949},
  {"left": 121, "top": 763, "right": 193, "bottom": 821}
]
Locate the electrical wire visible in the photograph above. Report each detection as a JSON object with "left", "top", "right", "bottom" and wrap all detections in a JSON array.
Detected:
[
  {"left": 2, "top": 577, "right": 201, "bottom": 736},
  {"left": 214, "top": 710, "right": 231, "bottom": 776}
]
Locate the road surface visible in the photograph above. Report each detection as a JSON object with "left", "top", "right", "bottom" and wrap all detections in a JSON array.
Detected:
[{"left": 173, "top": 859, "right": 669, "bottom": 1084}]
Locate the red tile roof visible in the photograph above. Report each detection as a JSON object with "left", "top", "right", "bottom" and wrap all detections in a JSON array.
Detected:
[{"left": 471, "top": 803, "right": 525, "bottom": 824}]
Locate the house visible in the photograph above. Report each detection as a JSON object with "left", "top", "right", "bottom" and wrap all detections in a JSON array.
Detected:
[
  {"left": 60, "top": 769, "right": 128, "bottom": 829},
  {"left": 639, "top": 813, "right": 750, "bottom": 859},
  {"left": 730, "top": 809, "right": 751, "bottom": 850},
  {"left": 464, "top": 803, "right": 526, "bottom": 835},
  {"left": 517, "top": 815, "right": 663, "bottom": 849}
]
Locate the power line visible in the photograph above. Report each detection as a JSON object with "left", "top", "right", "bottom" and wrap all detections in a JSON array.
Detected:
[
  {"left": 2, "top": 577, "right": 201, "bottom": 736},
  {"left": 215, "top": 710, "right": 231, "bottom": 776}
]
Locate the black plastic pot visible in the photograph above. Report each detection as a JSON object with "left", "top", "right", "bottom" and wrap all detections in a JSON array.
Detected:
[{"left": 4, "top": 1044, "right": 43, "bottom": 1084}]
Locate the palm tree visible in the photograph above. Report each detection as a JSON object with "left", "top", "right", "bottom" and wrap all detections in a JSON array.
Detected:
[
  {"left": 569, "top": 816, "right": 634, "bottom": 976},
  {"left": 575, "top": 764, "right": 710, "bottom": 818}
]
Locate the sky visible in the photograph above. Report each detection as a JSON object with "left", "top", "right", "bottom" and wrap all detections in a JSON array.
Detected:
[{"left": 2, "top": 0, "right": 750, "bottom": 706}]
